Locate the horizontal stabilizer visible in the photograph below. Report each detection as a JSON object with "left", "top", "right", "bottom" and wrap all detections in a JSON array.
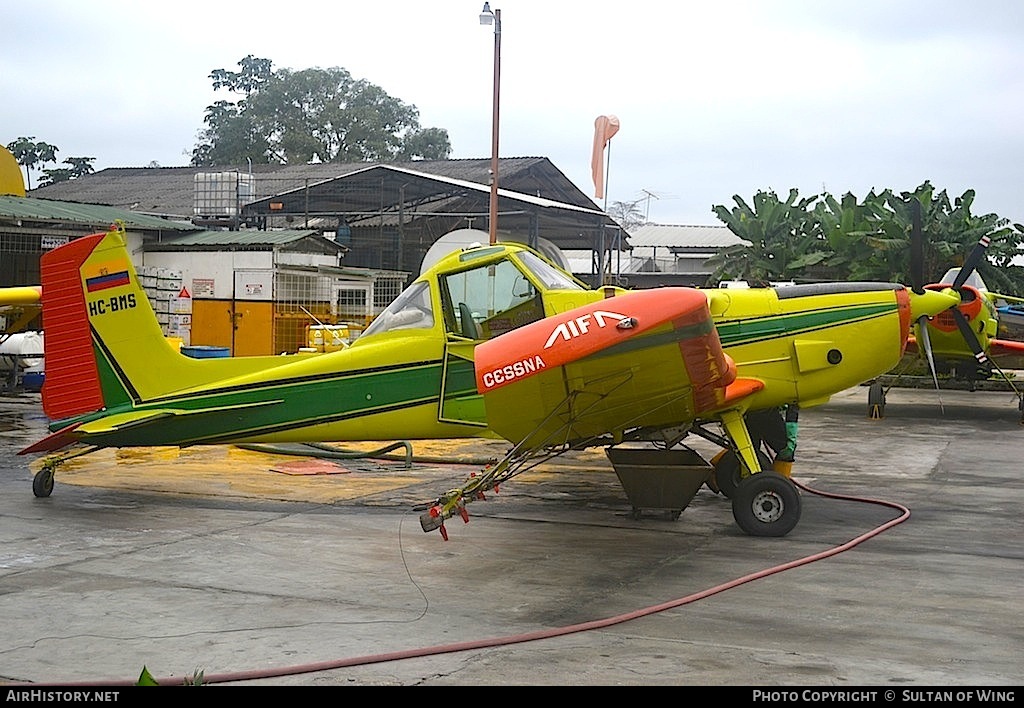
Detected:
[
  {"left": 21, "top": 400, "right": 284, "bottom": 454},
  {"left": 18, "top": 422, "right": 83, "bottom": 455}
]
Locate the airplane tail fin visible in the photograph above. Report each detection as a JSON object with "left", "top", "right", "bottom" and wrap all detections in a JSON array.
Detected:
[{"left": 39, "top": 224, "right": 188, "bottom": 423}]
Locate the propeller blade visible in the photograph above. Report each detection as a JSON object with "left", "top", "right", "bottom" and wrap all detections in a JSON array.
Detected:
[
  {"left": 950, "top": 306, "right": 992, "bottom": 372},
  {"left": 910, "top": 200, "right": 924, "bottom": 294},
  {"left": 916, "top": 315, "right": 944, "bottom": 414},
  {"left": 951, "top": 235, "right": 992, "bottom": 290}
]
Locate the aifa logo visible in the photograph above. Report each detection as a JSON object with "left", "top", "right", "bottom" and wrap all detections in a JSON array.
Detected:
[{"left": 543, "top": 311, "right": 636, "bottom": 349}]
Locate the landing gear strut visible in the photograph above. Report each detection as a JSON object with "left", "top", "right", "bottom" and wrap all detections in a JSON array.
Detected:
[
  {"left": 712, "top": 448, "right": 774, "bottom": 499},
  {"left": 868, "top": 381, "right": 886, "bottom": 419},
  {"left": 30, "top": 446, "right": 100, "bottom": 498}
]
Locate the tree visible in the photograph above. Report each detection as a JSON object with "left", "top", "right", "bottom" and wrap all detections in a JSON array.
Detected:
[
  {"left": 812, "top": 189, "right": 896, "bottom": 281},
  {"left": 892, "top": 183, "right": 1024, "bottom": 295},
  {"left": 6, "top": 137, "right": 58, "bottom": 190},
  {"left": 396, "top": 127, "right": 455, "bottom": 161},
  {"left": 709, "top": 182, "right": 1024, "bottom": 296},
  {"left": 707, "top": 188, "right": 822, "bottom": 283},
  {"left": 38, "top": 156, "right": 96, "bottom": 187},
  {"left": 191, "top": 56, "right": 452, "bottom": 167},
  {"left": 607, "top": 200, "right": 645, "bottom": 232}
]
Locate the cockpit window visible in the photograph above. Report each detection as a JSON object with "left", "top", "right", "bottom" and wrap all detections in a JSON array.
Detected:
[
  {"left": 361, "top": 281, "right": 434, "bottom": 337},
  {"left": 517, "top": 251, "right": 585, "bottom": 290},
  {"left": 440, "top": 255, "right": 547, "bottom": 340}
]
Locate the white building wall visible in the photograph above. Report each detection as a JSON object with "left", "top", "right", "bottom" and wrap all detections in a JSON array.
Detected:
[{"left": 142, "top": 251, "right": 274, "bottom": 299}]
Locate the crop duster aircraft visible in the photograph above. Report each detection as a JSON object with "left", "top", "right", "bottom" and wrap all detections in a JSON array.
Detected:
[
  {"left": 0, "top": 286, "right": 41, "bottom": 339},
  {"left": 868, "top": 205, "right": 1024, "bottom": 421},
  {"left": 4, "top": 223, "right": 960, "bottom": 539}
]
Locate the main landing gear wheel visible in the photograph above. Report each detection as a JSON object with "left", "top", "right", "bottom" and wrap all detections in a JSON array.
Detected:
[
  {"left": 731, "top": 470, "right": 801, "bottom": 537},
  {"left": 33, "top": 468, "right": 55, "bottom": 498},
  {"left": 868, "top": 381, "right": 886, "bottom": 419},
  {"left": 712, "top": 449, "right": 774, "bottom": 499}
]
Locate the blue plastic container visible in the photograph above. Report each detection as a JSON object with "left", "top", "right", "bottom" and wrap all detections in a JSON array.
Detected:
[
  {"left": 22, "top": 371, "right": 44, "bottom": 391},
  {"left": 181, "top": 346, "right": 230, "bottom": 359}
]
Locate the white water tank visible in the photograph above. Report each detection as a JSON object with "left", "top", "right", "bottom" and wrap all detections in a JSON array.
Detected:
[
  {"left": 420, "top": 229, "right": 570, "bottom": 275},
  {"left": 193, "top": 172, "right": 255, "bottom": 217},
  {"left": 0, "top": 331, "right": 44, "bottom": 371}
]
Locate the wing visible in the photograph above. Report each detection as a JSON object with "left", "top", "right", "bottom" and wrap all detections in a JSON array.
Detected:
[
  {"left": 473, "top": 287, "right": 751, "bottom": 449},
  {"left": 988, "top": 338, "right": 1024, "bottom": 370},
  {"left": 0, "top": 286, "right": 42, "bottom": 336}
]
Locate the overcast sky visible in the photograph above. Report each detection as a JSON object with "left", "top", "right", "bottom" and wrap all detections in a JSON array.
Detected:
[{"left": 5, "top": 0, "right": 1023, "bottom": 226}]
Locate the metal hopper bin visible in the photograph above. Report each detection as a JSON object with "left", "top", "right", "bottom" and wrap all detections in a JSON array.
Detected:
[{"left": 605, "top": 447, "right": 713, "bottom": 520}]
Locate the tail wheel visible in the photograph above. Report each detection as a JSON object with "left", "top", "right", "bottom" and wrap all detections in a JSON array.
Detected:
[
  {"left": 33, "top": 468, "right": 54, "bottom": 498},
  {"left": 731, "top": 471, "right": 801, "bottom": 537},
  {"left": 712, "top": 448, "right": 774, "bottom": 499}
]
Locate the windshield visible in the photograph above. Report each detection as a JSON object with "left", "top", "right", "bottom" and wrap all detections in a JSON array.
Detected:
[
  {"left": 517, "top": 251, "right": 585, "bottom": 290},
  {"left": 360, "top": 281, "right": 435, "bottom": 337},
  {"left": 940, "top": 268, "right": 987, "bottom": 291}
]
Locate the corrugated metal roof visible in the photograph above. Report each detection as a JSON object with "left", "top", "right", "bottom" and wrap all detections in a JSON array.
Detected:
[
  {"left": 0, "top": 195, "right": 199, "bottom": 232},
  {"left": 28, "top": 157, "right": 600, "bottom": 219},
  {"left": 628, "top": 223, "right": 748, "bottom": 249},
  {"left": 248, "top": 164, "right": 609, "bottom": 219},
  {"left": 26, "top": 158, "right": 622, "bottom": 254},
  {"left": 144, "top": 228, "right": 343, "bottom": 252}
]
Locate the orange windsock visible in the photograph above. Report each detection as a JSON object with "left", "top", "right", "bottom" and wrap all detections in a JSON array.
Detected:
[{"left": 591, "top": 115, "right": 620, "bottom": 199}]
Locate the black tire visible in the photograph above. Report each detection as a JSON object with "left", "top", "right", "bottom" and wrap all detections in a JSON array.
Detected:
[
  {"left": 713, "top": 448, "right": 774, "bottom": 499},
  {"left": 33, "top": 468, "right": 54, "bottom": 498},
  {"left": 868, "top": 381, "right": 886, "bottom": 419},
  {"left": 731, "top": 471, "right": 801, "bottom": 537}
]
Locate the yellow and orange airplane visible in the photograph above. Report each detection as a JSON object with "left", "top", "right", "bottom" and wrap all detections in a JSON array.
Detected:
[
  {"left": 869, "top": 226, "right": 1024, "bottom": 421},
  {"left": 2, "top": 222, "right": 961, "bottom": 539}
]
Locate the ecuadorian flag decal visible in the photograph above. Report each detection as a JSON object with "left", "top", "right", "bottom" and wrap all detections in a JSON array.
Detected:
[{"left": 85, "top": 259, "right": 131, "bottom": 292}]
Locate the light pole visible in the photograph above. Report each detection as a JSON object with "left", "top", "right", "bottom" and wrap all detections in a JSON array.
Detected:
[{"left": 480, "top": 2, "right": 501, "bottom": 245}]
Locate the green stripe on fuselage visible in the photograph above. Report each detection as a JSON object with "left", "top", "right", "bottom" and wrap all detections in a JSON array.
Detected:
[
  {"left": 80, "top": 359, "right": 475, "bottom": 446},
  {"left": 715, "top": 302, "right": 895, "bottom": 348}
]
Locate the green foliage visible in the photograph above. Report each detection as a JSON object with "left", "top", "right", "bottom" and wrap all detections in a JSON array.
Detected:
[
  {"left": 192, "top": 56, "right": 452, "bottom": 167},
  {"left": 136, "top": 665, "right": 159, "bottom": 686},
  {"left": 709, "top": 181, "right": 1024, "bottom": 297},
  {"left": 6, "top": 137, "right": 96, "bottom": 188},
  {"left": 134, "top": 665, "right": 206, "bottom": 685},
  {"left": 707, "top": 188, "right": 821, "bottom": 282},
  {"left": 39, "top": 157, "right": 96, "bottom": 187},
  {"left": 6, "top": 137, "right": 58, "bottom": 190}
]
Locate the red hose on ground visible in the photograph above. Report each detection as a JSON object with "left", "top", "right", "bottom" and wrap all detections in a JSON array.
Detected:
[{"left": 45, "top": 477, "right": 911, "bottom": 686}]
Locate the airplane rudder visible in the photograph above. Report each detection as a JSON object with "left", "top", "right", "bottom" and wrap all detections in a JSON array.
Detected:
[{"left": 39, "top": 231, "right": 113, "bottom": 419}]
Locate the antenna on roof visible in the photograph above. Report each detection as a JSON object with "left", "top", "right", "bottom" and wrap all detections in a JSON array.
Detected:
[{"left": 640, "top": 189, "right": 661, "bottom": 223}]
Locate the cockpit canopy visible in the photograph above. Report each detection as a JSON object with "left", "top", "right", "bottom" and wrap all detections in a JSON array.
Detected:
[
  {"left": 359, "top": 246, "right": 586, "bottom": 340},
  {"left": 939, "top": 267, "right": 987, "bottom": 291}
]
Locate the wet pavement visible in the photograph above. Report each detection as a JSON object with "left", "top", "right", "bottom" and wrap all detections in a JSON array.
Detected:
[{"left": 0, "top": 385, "right": 1021, "bottom": 687}]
